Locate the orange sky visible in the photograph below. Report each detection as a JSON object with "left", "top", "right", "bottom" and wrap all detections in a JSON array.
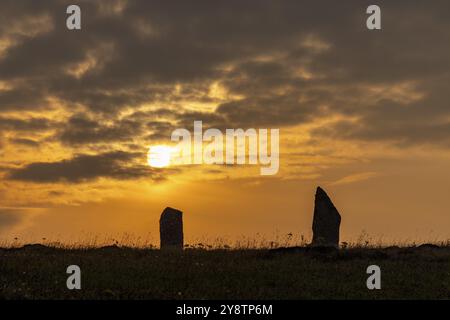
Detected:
[{"left": 1, "top": 1, "right": 450, "bottom": 246}]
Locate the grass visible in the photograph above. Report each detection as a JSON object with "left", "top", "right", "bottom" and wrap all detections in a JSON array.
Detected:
[{"left": 1, "top": 243, "right": 450, "bottom": 299}]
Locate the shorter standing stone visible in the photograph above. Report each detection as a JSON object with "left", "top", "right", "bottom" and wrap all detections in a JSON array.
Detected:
[
  {"left": 311, "top": 187, "right": 341, "bottom": 248},
  {"left": 160, "top": 207, "right": 183, "bottom": 250}
]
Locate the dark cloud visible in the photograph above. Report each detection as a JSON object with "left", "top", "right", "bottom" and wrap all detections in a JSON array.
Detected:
[
  {"left": 59, "top": 113, "right": 144, "bottom": 145},
  {"left": 7, "top": 151, "right": 160, "bottom": 183},
  {"left": 0, "top": 87, "right": 50, "bottom": 111},
  {"left": 0, "top": 117, "right": 55, "bottom": 131},
  {"left": 145, "top": 120, "right": 177, "bottom": 141},
  {"left": 0, "top": 0, "right": 449, "bottom": 148},
  {"left": 0, "top": 208, "right": 26, "bottom": 231},
  {"left": 9, "top": 138, "right": 39, "bottom": 147}
]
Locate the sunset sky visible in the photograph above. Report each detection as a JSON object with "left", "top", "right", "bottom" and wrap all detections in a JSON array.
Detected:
[{"left": 1, "top": 0, "right": 450, "bottom": 245}]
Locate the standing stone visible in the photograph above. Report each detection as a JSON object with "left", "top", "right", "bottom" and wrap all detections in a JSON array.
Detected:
[
  {"left": 311, "top": 187, "right": 341, "bottom": 248},
  {"left": 160, "top": 207, "right": 183, "bottom": 250}
]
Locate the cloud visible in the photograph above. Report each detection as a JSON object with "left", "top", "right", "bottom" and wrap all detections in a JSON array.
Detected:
[
  {"left": 145, "top": 120, "right": 178, "bottom": 141},
  {"left": 9, "top": 138, "right": 39, "bottom": 147},
  {"left": 58, "top": 113, "right": 144, "bottom": 145},
  {"left": 7, "top": 151, "right": 159, "bottom": 183},
  {"left": 0, "top": 0, "right": 449, "bottom": 150},
  {"left": 0, "top": 116, "right": 55, "bottom": 131},
  {"left": 0, "top": 132, "right": 4, "bottom": 149},
  {"left": 330, "top": 172, "right": 378, "bottom": 186}
]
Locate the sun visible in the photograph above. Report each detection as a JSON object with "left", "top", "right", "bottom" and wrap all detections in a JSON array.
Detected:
[{"left": 147, "top": 145, "right": 175, "bottom": 168}]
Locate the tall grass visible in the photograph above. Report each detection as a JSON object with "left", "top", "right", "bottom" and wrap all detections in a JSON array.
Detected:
[{"left": 1, "top": 231, "right": 449, "bottom": 250}]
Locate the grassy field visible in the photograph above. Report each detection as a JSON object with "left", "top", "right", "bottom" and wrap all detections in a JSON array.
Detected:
[{"left": 1, "top": 244, "right": 450, "bottom": 299}]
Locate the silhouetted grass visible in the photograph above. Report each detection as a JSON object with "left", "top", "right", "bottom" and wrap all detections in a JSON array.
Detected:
[{"left": 1, "top": 243, "right": 450, "bottom": 299}]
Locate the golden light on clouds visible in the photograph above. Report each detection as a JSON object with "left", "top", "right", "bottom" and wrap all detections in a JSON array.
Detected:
[{"left": 147, "top": 145, "right": 176, "bottom": 168}]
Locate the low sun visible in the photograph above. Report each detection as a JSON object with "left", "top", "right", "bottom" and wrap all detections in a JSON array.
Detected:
[{"left": 147, "top": 145, "right": 175, "bottom": 168}]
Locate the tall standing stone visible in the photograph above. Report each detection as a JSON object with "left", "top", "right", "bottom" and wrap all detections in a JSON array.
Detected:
[
  {"left": 311, "top": 187, "right": 341, "bottom": 248},
  {"left": 160, "top": 207, "right": 183, "bottom": 250}
]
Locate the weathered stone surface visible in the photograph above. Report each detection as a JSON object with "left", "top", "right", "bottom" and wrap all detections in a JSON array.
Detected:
[
  {"left": 160, "top": 207, "right": 183, "bottom": 250},
  {"left": 311, "top": 187, "right": 341, "bottom": 248}
]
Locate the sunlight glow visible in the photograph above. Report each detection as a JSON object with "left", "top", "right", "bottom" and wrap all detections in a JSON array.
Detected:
[{"left": 147, "top": 145, "right": 176, "bottom": 168}]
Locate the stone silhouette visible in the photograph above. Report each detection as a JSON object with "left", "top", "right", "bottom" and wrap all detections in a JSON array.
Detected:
[
  {"left": 311, "top": 187, "right": 341, "bottom": 248},
  {"left": 160, "top": 207, "right": 184, "bottom": 250}
]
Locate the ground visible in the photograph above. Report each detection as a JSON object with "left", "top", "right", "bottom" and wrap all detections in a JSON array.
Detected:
[{"left": 1, "top": 245, "right": 449, "bottom": 299}]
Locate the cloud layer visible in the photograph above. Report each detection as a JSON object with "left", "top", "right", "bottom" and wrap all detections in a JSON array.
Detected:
[{"left": 8, "top": 151, "right": 157, "bottom": 183}]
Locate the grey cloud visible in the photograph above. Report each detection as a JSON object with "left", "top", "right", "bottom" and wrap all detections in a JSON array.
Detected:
[
  {"left": 0, "top": 132, "right": 4, "bottom": 150},
  {"left": 0, "top": 87, "right": 50, "bottom": 111},
  {"left": 7, "top": 151, "right": 160, "bottom": 183},
  {"left": 312, "top": 102, "right": 450, "bottom": 148},
  {"left": 10, "top": 138, "right": 39, "bottom": 147},
  {"left": 145, "top": 120, "right": 177, "bottom": 141},
  {"left": 0, "top": 208, "right": 26, "bottom": 231},
  {"left": 59, "top": 113, "right": 144, "bottom": 145},
  {"left": 0, "top": 1, "right": 449, "bottom": 148},
  {"left": 0, "top": 117, "right": 55, "bottom": 131}
]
